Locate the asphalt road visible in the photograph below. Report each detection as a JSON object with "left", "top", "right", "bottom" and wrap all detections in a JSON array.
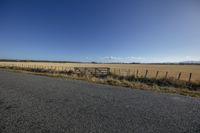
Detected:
[{"left": 0, "top": 70, "right": 200, "bottom": 133}]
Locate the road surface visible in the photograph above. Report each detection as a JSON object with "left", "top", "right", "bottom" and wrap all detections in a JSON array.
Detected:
[{"left": 0, "top": 70, "right": 200, "bottom": 133}]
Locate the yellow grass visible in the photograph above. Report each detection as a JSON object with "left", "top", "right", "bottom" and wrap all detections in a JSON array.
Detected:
[{"left": 0, "top": 62, "right": 200, "bottom": 82}]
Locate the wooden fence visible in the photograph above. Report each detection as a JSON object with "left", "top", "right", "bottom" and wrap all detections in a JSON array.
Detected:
[
  {"left": 74, "top": 67, "right": 110, "bottom": 76},
  {"left": 111, "top": 68, "right": 193, "bottom": 83}
]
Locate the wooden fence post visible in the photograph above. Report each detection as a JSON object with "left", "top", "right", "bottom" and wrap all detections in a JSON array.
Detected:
[
  {"left": 84, "top": 68, "right": 87, "bottom": 75},
  {"left": 155, "top": 71, "right": 159, "bottom": 79},
  {"left": 144, "top": 69, "right": 148, "bottom": 78},
  {"left": 165, "top": 72, "right": 168, "bottom": 79},
  {"left": 177, "top": 72, "right": 181, "bottom": 80},
  {"left": 107, "top": 68, "right": 110, "bottom": 75},
  {"left": 119, "top": 69, "right": 121, "bottom": 75},
  {"left": 55, "top": 66, "right": 57, "bottom": 73},
  {"left": 95, "top": 68, "right": 97, "bottom": 76},
  {"left": 127, "top": 69, "right": 130, "bottom": 76},
  {"left": 188, "top": 73, "right": 192, "bottom": 83},
  {"left": 136, "top": 70, "right": 139, "bottom": 78}
]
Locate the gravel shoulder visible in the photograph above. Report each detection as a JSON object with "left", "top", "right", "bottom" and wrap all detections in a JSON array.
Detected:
[{"left": 0, "top": 70, "right": 200, "bottom": 133}]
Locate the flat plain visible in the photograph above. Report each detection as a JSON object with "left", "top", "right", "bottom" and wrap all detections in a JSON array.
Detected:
[{"left": 0, "top": 61, "right": 200, "bottom": 82}]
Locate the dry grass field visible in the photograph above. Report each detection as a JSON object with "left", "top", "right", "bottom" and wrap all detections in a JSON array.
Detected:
[{"left": 0, "top": 62, "right": 200, "bottom": 83}]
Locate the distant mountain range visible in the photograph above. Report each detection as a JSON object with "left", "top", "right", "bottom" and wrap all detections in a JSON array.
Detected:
[{"left": 179, "top": 61, "right": 200, "bottom": 64}]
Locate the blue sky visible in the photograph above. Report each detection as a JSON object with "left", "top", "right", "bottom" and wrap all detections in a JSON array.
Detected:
[{"left": 0, "top": 0, "right": 200, "bottom": 63}]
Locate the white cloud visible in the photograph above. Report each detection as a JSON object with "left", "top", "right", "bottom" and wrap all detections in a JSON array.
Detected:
[
  {"left": 101, "top": 56, "right": 145, "bottom": 60},
  {"left": 97, "top": 56, "right": 200, "bottom": 63},
  {"left": 183, "top": 56, "right": 200, "bottom": 61},
  {"left": 99, "top": 56, "right": 145, "bottom": 63}
]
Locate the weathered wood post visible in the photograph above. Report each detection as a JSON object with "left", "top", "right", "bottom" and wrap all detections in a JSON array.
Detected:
[
  {"left": 84, "top": 68, "right": 87, "bottom": 75},
  {"left": 155, "top": 71, "right": 159, "bottom": 79},
  {"left": 52, "top": 66, "right": 54, "bottom": 73},
  {"left": 136, "top": 69, "right": 139, "bottom": 78},
  {"left": 128, "top": 69, "right": 130, "bottom": 76},
  {"left": 50, "top": 66, "right": 52, "bottom": 72},
  {"left": 177, "top": 72, "right": 181, "bottom": 80},
  {"left": 95, "top": 68, "right": 97, "bottom": 76},
  {"left": 62, "top": 66, "right": 64, "bottom": 71},
  {"left": 107, "top": 68, "right": 110, "bottom": 75},
  {"left": 144, "top": 69, "right": 148, "bottom": 78},
  {"left": 119, "top": 69, "right": 121, "bottom": 76},
  {"left": 165, "top": 72, "right": 168, "bottom": 79},
  {"left": 55, "top": 66, "right": 57, "bottom": 73},
  {"left": 188, "top": 73, "right": 192, "bottom": 83}
]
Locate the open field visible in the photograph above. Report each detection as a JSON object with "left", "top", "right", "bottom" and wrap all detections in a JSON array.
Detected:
[{"left": 0, "top": 61, "right": 200, "bottom": 82}]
